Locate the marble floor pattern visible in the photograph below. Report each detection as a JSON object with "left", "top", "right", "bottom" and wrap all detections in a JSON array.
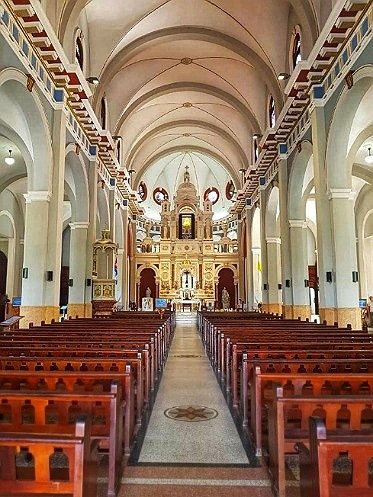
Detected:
[{"left": 138, "top": 313, "right": 250, "bottom": 465}]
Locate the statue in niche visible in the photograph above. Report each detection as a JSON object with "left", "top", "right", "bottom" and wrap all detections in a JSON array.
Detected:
[
  {"left": 145, "top": 287, "right": 152, "bottom": 298},
  {"left": 221, "top": 287, "right": 230, "bottom": 310}
]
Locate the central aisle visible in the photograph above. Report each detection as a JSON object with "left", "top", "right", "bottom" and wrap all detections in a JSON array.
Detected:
[{"left": 138, "top": 313, "right": 250, "bottom": 464}]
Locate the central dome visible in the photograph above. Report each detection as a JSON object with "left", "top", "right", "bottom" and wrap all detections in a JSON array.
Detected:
[{"left": 137, "top": 150, "right": 235, "bottom": 221}]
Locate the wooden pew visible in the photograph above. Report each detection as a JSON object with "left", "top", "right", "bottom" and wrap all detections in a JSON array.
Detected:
[
  {"left": 0, "top": 367, "right": 135, "bottom": 456},
  {"left": 249, "top": 368, "right": 373, "bottom": 457},
  {"left": 232, "top": 348, "right": 373, "bottom": 410},
  {"left": 0, "top": 349, "right": 149, "bottom": 423},
  {"left": 0, "top": 313, "right": 175, "bottom": 495},
  {"left": 0, "top": 384, "right": 122, "bottom": 497},
  {"left": 297, "top": 416, "right": 373, "bottom": 497},
  {"left": 0, "top": 416, "right": 98, "bottom": 497},
  {"left": 267, "top": 387, "right": 373, "bottom": 497}
]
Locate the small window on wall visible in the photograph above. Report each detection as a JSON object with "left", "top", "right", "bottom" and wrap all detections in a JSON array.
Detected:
[
  {"left": 225, "top": 181, "right": 235, "bottom": 200},
  {"left": 253, "top": 138, "right": 259, "bottom": 162},
  {"left": 100, "top": 97, "right": 106, "bottom": 130},
  {"left": 153, "top": 187, "right": 168, "bottom": 205},
  {"left": 292, "top": 31, "right": 302, "bottom": 69},
  {"left": 75, "top": 35, "right": 84, "bottom": 71},
  {"left": 116, "top": 140, "right": 121, "bottom": 163},
  {"left": 268, "top": 96, "right": 276, "bottom": 128},
  {"left": 138, "top": 181, "right": 147, "bottom": 201},
  {"left": 204, "top": 187, "right": 219, "bottom": 205}
]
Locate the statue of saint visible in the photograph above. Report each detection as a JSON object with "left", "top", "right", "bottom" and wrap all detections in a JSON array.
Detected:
[
  {"left": 145, "top": 287, "right": 152, "bottom": 298},
  {"left": 221, "top": 287, "right": 230, "bottom": 310}
]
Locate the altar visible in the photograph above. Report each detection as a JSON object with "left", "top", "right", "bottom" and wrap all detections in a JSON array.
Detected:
[{"left": 175, "top": 299, "right": 200, "bottom": 312}]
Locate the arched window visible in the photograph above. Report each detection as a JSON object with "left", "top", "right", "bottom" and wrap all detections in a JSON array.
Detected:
[
  {"left": 253, "top": 138, "right": 259, "bottom": 162},
  {"left": 225, "top": 181, "right": 235, "bottom": 200},
  {"left": 100, "top": 97, "right": 106, "bottom": 130},
  {"left": 204, "top": 187, "right": 219, "bottom": 205},
  {"left": 75, "top": 35, "right": 84, "bottom": 70},
  {"left": 292, "top": 31, "right": 302, "bottom": 68},
  {"left": 153, "top": 187, "right": 168, "bottom": 205},
  {"left": 116, "top": 140, "right": 121, "bottom": 162},
  {"left": 268, "top": 96, "right": 276, "bottom": 128},
  {"left": 138, "top": 181, "right": 147, "bottom": 201}
]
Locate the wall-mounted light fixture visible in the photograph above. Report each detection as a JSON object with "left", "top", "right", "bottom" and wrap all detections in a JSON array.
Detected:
[
  {"left": 278, "top": 73, "right": 290, "bottom": 81},
  {"left": 365, "top": 147, "right": 373, "bottom": 164},
  {"left": 4, "top": 150, "right": 15, "bottom": 166},
  {"left": 86, "top": 76, "right": 99, "bottom": 85}
]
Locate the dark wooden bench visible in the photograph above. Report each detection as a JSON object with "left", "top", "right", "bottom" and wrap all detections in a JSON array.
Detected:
[
  {"left": 267, "top": 387, "right": 373, "bottom": 497},
  {"left": 0, "top": 367, "right": 135, "bottom": 456},
  {"left": 0, "top": 416, "right": 98, "bottom": 497},
  {"left": 0, "top": 315, "right": 23, "bottom": 331},
  {"left": 0, "top": 384, "right": 122, "bottom": 497},
  {"left": 0, "top": 347, "right": 150, "bottom": 419},
  {"left": 249, "top": 369, "right": 373, "bottom": 456},
  {"left": 297, "top": 416, "right": 373, "bottom": 497},
  {"left": 232, "top": 348, "right": 373, "bottom": 410}
]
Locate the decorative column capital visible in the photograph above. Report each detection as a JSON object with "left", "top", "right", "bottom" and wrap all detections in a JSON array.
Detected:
[
  {"left": 266, "top": 237, "right": 281, "bottom": 244},
  {"left": 69, "top": 222, "right": 90, "bottom": 230},
  {"left": 23, "top": 191, "right": 51, "bottom": 203},
  {"left": 328, "top": 188, "right": 353, "bottom": 200},
  {"left": 289, "top": 219, "right": 307, "bottom": 229}
]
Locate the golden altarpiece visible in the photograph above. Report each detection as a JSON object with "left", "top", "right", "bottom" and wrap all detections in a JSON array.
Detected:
[{"left": 135, "top": 168, "right": 240, "bottom": 310}]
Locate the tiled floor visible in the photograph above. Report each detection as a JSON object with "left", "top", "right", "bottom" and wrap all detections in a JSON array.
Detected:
[
  {"left": 112, "top": 312, "right": 276, "bottom": 497},
  {"left": 137, "top": 313, "right": 250, "bottom": 465},
  {"left": 119, "top": 465, "right": 274, "bottom": 497}
]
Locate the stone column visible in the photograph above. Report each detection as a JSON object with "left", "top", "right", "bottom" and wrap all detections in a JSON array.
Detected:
[
  {"left": 329, "top": 189, "right": 360, "bottom": 328},
  {"left": 109, "top": 185, "right": 116, "bottom": 241},
  {"left": 266, "top": 237, "right": 283, "bottom": 315},
  {"left": 237, "top": 218, "right": 245, "bottom": 303},
  {"left": 84, "top": 160, "right": 98, "bottom": 317},
  {"left": 245, "top": 208, "right": 254, "bottom": 310},
  {"left": 129, "top": 218, "right": 137, "bottom": 304},
  {"left": 20, "top": 191, "right": 51, "bottom": 326},
  {"left": 115, "top": 247, "right": 124, "bottom": 304},
  {"left": 252, "top": 247, "right": 262, "bottom": 309},
  {"left": 278, "top": 156, "right": 293, "bottom": 319},
  {"left": 289, "top": 220, "right": 311, "bottom": 320},
  {"left": 14, "top": 239, "right": 24, "bottom": 297},
  {"left": 44, "top": 109, "right": 67, "bottom": 323},
  {"left": 363, "top": 236, "right": 373, "bottom": 296},
  {"left": 68, "top": 222, "right": 89, "bottom": 318},
  {"left": 121, "top": 207, "right": 129, "bottom": 309},
  {"left": 259, "top": 190, "right": 269, "bottom": 311},
  {"left": 311, "top": 104, "right": 336, "bottom": 324},
  {"left": 5, "top": 237, "right": 15, "bottom": 299}
]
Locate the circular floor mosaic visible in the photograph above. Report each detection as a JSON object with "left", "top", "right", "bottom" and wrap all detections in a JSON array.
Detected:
[{"left": 164, "top": 405, "right": 218, "bottom": 422}]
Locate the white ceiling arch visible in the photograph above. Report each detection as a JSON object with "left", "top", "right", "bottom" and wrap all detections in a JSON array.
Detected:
[{"left": 137, "top": 148, "right": 238, "bottom": 221}]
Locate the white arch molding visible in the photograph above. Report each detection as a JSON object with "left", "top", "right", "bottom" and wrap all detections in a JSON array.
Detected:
[
  {"left": 0, "top": 68, "right": 53, "bottom": 192},
  {"left": 0, "top": 210, "right": 17, "bottom": 298}
]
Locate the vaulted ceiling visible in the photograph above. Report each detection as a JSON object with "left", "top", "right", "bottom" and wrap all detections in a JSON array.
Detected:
[{"left": 49, "top": 0, "right": 326, "bottom": 219}]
